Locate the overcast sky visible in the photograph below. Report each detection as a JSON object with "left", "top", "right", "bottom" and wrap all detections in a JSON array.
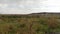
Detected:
[{"left": 0, "top": 0, "right": 60, "bottom": 14}]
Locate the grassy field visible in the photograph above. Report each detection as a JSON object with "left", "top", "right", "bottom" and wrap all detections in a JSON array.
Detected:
[{"left": 0, "top": 13, "right": 60, "bottom": 34}]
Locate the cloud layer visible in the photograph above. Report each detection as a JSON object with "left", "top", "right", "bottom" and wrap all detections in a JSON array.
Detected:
[{"left": 0, "top": 0, "right": 59, "bottom": 14}]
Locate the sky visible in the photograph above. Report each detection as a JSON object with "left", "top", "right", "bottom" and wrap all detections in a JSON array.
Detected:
[{"left": 0, "top": 0, "right": 60, "bottom": 14}]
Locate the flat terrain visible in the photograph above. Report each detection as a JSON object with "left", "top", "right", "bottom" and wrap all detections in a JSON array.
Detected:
[{"left": 0, "top": 13, "right": 60, "bottom": 34}]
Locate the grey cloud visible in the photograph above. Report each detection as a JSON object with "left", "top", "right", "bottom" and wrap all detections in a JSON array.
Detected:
[{"left": 0, "top": 0, "right": 48, "bottom": 14}]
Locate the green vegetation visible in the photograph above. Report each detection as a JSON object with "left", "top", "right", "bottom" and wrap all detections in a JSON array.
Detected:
[{"left": 0, "top": 15, "right": 60, "bottom": 34}]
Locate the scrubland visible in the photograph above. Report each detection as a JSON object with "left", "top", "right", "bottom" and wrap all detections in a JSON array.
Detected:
[{"left": 0, "top": 14, "right": 60, "bottom": 34}]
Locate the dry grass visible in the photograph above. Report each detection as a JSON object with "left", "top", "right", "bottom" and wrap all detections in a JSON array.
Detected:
[{"left": 0, "top": 15, "right": 60, "bottom": 34}]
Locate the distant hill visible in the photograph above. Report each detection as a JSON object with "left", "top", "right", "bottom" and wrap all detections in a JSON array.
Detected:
[
  {"left": 0, "top": 12, "right": 60, "bottom": 15},
  {"left": 0, "top": 12, "right": 60, "bottom": 18}
]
